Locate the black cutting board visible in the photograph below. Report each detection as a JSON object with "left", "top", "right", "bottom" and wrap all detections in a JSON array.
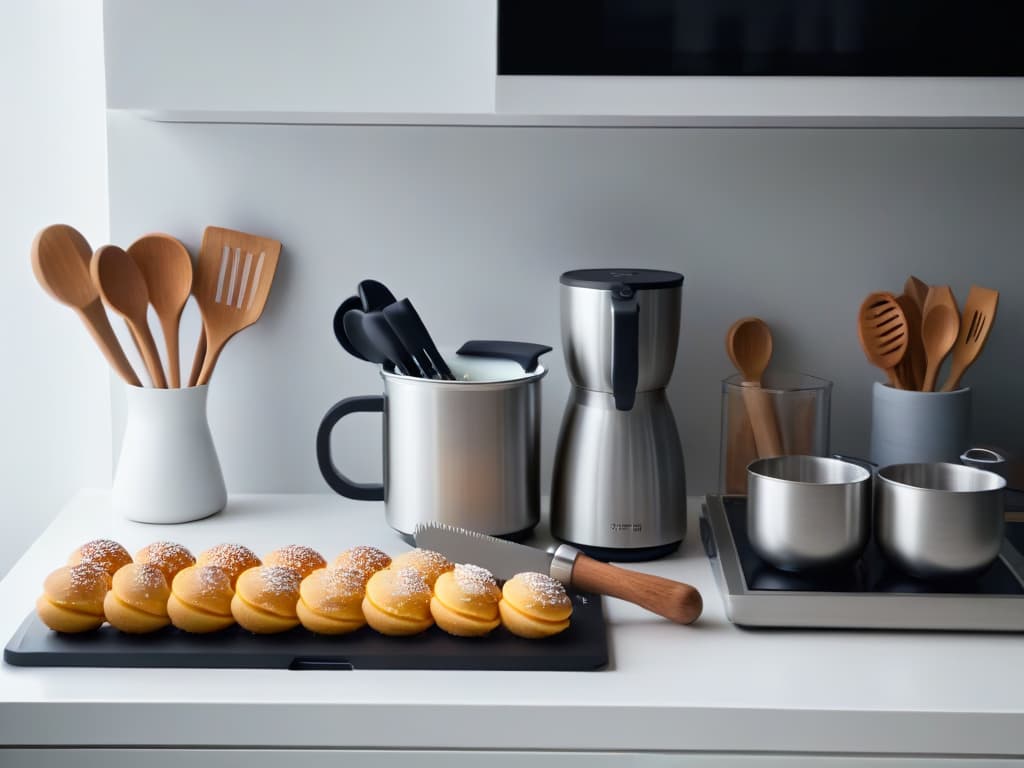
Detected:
[{"left": 4, "top": 591, "right": 606, "bottom": 671}]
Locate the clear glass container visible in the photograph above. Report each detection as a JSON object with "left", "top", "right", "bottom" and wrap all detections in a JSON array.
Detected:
[{"left": 719, "top": 371, "right": 832, "bottom": 495}]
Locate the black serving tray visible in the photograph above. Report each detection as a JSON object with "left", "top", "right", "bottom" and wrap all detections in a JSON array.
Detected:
[{"left": 4, "top": 591, "right": 606, "bottom": 671}]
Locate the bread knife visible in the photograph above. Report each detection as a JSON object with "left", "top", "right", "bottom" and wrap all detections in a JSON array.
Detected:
[{"left": 414, "top": 523, "right": 702, "bottom": 625}]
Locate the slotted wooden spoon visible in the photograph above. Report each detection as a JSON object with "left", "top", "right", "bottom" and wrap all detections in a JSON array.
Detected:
[
  {"left": 857, "top": 292, "right": 908, "bottom": 388},
  {"left": 940, "top": 285, "right": 998, "bottom": 392},
  {"left": 189, "top": 226, "right": 281, "bottom": 386},
  {"left": 894, "top": 293, "right": 925, "bottom": 390},
  {"left": 127, "top": 234, "right": 193, "bottom": 387},
  {"left": 91, "top": 245, "right": 167, "bottom": 388},
  {"left": 31, "top": 225, "right": 141, "bottom": 386},
  {"left": 726, "top": 317, "right": 783, "bottom": 458},
  {"left": 920, "top": 285, "right": 960, "bottom": 392}
]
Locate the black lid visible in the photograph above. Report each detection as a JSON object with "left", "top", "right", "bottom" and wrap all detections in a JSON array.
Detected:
[{"left": 560, "top": 268, "right": 683, "bottom": 290}]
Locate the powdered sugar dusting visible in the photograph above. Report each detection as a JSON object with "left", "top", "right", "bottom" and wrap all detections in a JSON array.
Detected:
[
  {"left": 334, "top": 545, "right": 390, "bottom": 578},
  {"left": 519, "top": 572, "right": 570, "bottom": 608},
  {"left": 200, "top": 543, "right": 259, "bottom": 570},
  {"left": 75, "top": 539, "right": 130, "bottom": 568},
  {"left": 138, "top": 541, "right": 194, "bottom": 568},
  {"left": 68, "top": 563, "right": 110, "bottom": 590},
  {"left": 265, "top": 545, "right": 325, "bottom": 573},
  {"left": 392, "top": 567, "right": 431, "bottom": 598},
  {"left": 393, "top": 548, "right": 451, "bottom": 574},
  {"left": 454, "top": 563, "right": 498, "bottom": 596},
  {"left": 319, "top": 567, "right": 365, "bottom": 595},
  {"left": 192, "top": 565, "right": 231, "bottom": 597},
  {"left": 257, "top": 566, "right": 301, "bottom": 596}
]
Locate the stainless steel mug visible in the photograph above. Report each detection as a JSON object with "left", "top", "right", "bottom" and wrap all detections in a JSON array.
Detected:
[
  {"left": 747, "top": 455, "right": 872, "bottom": 571},
  {"left": 317, "top": 356, "right": 546, "bottom": 539},
  {"left": 875, "top": 462, "right": 1006, "bottom": 579}
]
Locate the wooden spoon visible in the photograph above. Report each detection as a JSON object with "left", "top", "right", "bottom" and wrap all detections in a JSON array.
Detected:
[
  {"left": 127, "top": 234, "right": 193, "bottom": 387},
  {"left": 91, "top": 245, "right": 168, "bottom": 388},
  {"left": 904, "top": 275, "right": 930, "bottom": 312},
  {"left": 31, "top": 225, "right": 141, "bottom": 386},
  {"left": 191, "top": 226, "right": 281, "bottom": 386},
  {"left": 857, "top": 292, "right": 908, "bottom": 388},
  {"left": 940, "top": 285, "right": 998, "bottom": 392},
  {"left": 920, "top": 285, "right": 960, "bottom": 392},
  {"left": 726, "top": 317, "right": 783, "bottom": 458}
]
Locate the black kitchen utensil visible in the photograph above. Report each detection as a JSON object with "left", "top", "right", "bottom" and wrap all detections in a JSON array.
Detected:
[
  {"left": 455, "top": 340, "right": 553, "bottom": 372},
  {"left": 359, "top": 310, "right": 419, "bottom": 376},
  {"left": 358, "top": 279, "right": 398, "bottom": 312},
  {"left": 383, "top": 298, "right": 455, "bottom": 380},
  {"left": 333, "top": 295, "right": 368, "bottom": 361}
]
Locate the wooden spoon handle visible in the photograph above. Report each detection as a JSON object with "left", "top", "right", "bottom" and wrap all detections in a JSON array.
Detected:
[
  {"left": 571, "top": 554, "right": 703, "bottom": 625},
  {"left": 939, "top": 361, "right": 966, "bottom": 393},
  {"left": 922, "top": 361, "right": 940, "bottom": 393},
  {"left": 187, "top": 329, "right": 206, "bottom": 387},
  {"left": 77, "top": 301, "right": 141, "bottom": 387},
  {"left": 741, "top": 383, "right": 784, "bottom": 458},
  {"left": 160, "top": 315, "right": 182, "bottom": 388},
  {"left": 196, "top": 331, "right": 229, "bottom": 386},
  {"left": 127, "top": 318, "right": 167, "bottom": 388}
]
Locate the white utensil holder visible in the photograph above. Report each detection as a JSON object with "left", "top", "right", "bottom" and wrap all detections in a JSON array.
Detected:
[{"left": 112, "top": 384, "right": 226, "bottom": 523}]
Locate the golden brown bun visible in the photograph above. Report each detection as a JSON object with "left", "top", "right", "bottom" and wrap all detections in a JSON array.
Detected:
[
  {"left": 430, "top": 565, "right": 501, "bottom": 637},
  {"left": 331, "top": 546, "right": 391, "bottom": 585},
  {"left": 262, "top": 545, "right": 326, "bottom": 579},
  {"left": 104, "top": 563, "right": 171, "bottom": 633},
  {"left": 134, "top": 541, "right": 195, "bottom": 584},
  {"left": 297, "top": 568, "right": 366, "bottom": 635},
  {"left": 168, "top": 565, "right": 235, "bottom": 633},
  {"left": 232, "top": 566, "right": 301, "bottom": 633},
  {"left": 67, "top": 539, "right": 132, "bottom": 577},
  {"left": 499, "top": 572, "right": 572, "bottom": 639},
  {"left": 389, "top": 548, "right": 453, "bottom": 588},
  {"left": 362, "top": 567, "right": 433, "bottom": 636},
  {"left": 196, "top": 543, "right": 261, "bottom": 588},
  {"left": 36, "top": 564, "right": 111, "bottom": 633}
]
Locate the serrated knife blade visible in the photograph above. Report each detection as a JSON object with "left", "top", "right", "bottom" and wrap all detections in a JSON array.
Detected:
[
  {"left": 413, "top": 522, "right": 575, "bottom": 583},
  {"left": 413, "top": 522, "right": 704, "bottom": 625}
]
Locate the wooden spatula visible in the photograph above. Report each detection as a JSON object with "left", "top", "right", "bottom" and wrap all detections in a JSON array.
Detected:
[
  {"left": 189, "top": 227, "right": 281, "bottom": 387},
  {"left": 857, "top": 292, "right": 908, "bottom": 388},
  {"left": 940, "top": 285, "right": 998, "bottom": 392}
]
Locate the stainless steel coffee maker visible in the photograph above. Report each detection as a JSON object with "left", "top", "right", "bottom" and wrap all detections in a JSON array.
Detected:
[{"left": 551, "top": 269, "right": 686, "bottom": 561}]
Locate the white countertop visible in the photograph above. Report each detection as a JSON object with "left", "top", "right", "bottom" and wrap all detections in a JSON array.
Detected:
[{"left": 1, "top": 491, "right": 1022, "bottom": 756}]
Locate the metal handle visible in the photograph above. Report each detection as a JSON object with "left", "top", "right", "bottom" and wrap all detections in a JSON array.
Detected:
[
  {"left": 316, "top": 395, "right": 385, "bottom": 500},
  {"left": 610, "top": 284, "right": 639, "bottom": 411}
]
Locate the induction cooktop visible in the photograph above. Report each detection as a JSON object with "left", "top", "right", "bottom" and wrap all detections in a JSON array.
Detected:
[{"left": 702, "top": 494, "right": 1024, "bottom": 631}]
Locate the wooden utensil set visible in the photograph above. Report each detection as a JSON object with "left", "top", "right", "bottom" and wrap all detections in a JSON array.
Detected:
[
  {"left": 857, "top": 275, "right": 998, "bottom": 392},
  {"left": 32, "top": 224, "right": 280, "bottom": 388}
]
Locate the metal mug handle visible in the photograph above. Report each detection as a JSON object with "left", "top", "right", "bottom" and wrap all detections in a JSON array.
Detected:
[{"left": 316, "top": 395, "right": 385, "bottom": 500}]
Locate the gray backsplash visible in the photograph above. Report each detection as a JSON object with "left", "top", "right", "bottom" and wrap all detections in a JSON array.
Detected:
[{"left": 107, "top": 114, "right": 1024, "bottom": 498}]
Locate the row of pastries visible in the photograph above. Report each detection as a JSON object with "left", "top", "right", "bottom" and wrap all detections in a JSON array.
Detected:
[{"left": 37, "top": 540, "right": 573, "bottom": 640}]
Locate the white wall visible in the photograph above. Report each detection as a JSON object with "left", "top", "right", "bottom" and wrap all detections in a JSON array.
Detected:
[
  {"left": 106, "top": 120, "right": 1024, "bottom": 502},
  {"left": 0, "top": 0, "right": 111, "bottom": 577}
]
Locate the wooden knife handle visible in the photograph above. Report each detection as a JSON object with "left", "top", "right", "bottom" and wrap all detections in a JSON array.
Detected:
[{"left": 570, "top": 554, "right": 703, "bottom": 625}]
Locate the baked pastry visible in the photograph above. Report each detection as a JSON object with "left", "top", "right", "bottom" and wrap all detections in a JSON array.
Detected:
[
  {"left": 134, "top": 541, "right": 195, "bottom": 585},
  {"left": 67, "top": 539, "right": 132, "bottom": 577},
  {"left": 296, "top": 567, "right": 366, "bottom": 635},
  {"left": 196, "top": 543, "right": 261, "bottom": 588},
  {"left": 103, "top": 563, "right": 172, "bottom": 633},
  {"left": 331, "top": 545, "right": 391, "bottom": 585},
  {"left": 167, "top": 565, "right": 235, "bottom": 633},
  {"left": 362, "top": 567, "right": 434, "bottom": 636},
  {"left": 36, "top": 564, "right": 111, "bottom": 633},
  {"left": 430, "top": 564, "right": 501, "bottom": 637},
  {"left": 231, "top": 565, "right": 302, "bottom": 633},
  {"left": 388, "top": 548, "right": 453, "bottom": 588},
  {"left": 262, "top": 545, "right": 326, "bottom": 579},
  {"left": 499, "top": 572, "right": 573, "bottom": 639}
]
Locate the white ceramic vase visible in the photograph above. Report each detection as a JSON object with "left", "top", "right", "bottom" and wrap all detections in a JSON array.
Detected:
[{"left": 112, "top": 385, "right": 226, "bottom": 523}]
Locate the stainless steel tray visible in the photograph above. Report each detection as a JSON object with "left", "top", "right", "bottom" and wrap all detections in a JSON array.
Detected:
[{"left": 702, "top": 494, "right": 1024, "bottom": 631}]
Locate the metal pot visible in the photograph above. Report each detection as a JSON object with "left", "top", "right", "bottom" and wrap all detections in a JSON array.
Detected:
[
  {"left": 875, "top": 462, "right": 1006, "bottom": 579},
  {"left": 747, "top": 455, "right": 872, "bottom": 572},
  {"left": 316, "top": 355, "right": 546, "bottom": 540}
]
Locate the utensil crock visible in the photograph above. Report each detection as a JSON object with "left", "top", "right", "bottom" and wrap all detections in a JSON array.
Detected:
[{"left": 113, "top": 385, "right": 226, "bottom": 523}]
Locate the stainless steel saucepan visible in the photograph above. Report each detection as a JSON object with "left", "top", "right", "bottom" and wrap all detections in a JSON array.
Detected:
[
  {"left": 747, "top": 456, "right": 872, "bottom": 572},
  {"left": 875, "top": 462, "right": 1006, "bottom": 579}
]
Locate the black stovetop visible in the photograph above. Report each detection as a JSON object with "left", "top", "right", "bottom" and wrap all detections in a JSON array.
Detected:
[{"left": 723, "top": 497, "right": 1024, "bottom": 596}]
